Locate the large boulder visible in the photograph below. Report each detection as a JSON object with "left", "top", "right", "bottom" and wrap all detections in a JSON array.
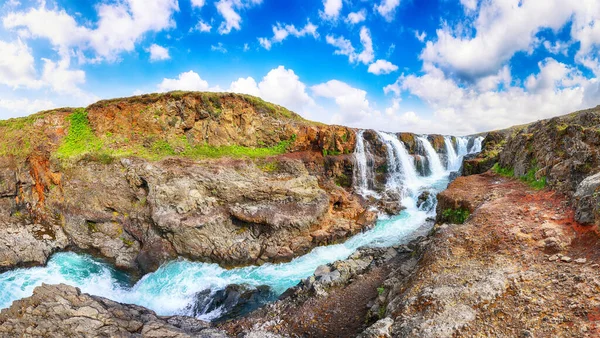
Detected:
[{"left": 574, "top": 172, "right": 600, "bottom": 225}]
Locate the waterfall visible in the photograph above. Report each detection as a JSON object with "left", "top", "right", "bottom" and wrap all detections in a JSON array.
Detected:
[
  {"left": 376, "top": 131, "right": 420, "bottom": 198},
  {"left": 444, "top": 137, "right": 460, "bottom": 172},
  {"left": 469, "top": 136, "right": 484, "bottom": 154},
  {"left": 353, "top": 130, "right": 377, "bottom": 197},
  {"left": 417, "top": 136, "right": 445, "bottom": 177},
  {"left": 456, "top": 137, "right": 469, "bottom": 157}
]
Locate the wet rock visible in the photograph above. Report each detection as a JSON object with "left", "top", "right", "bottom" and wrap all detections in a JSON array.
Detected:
[{"left": 189, "top": 284, "right": 277, "bottom": 322}]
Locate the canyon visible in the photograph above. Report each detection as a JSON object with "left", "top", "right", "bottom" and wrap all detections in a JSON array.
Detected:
[{"left": 0, "top": 92, "right": 598, "bottom": 337}]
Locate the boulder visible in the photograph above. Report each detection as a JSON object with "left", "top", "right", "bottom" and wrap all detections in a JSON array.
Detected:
[
  {"left": 574, "top": 172, "right": 600, "bottom": 225},
  {"left": 188, "top": 284, "right": 277, "bottom": 322}
]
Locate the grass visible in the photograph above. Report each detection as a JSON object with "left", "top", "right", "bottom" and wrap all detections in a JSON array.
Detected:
[
  {"left": 55, "top": 108, "right": 103, "bottom": 160},
  {"left": 442, "top": 208, "right": 471, "bottom": 224},
  {"left": 492, "top": 163, "right": 546, "bottom": 190}
]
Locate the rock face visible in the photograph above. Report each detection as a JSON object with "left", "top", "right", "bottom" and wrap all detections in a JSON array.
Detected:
[
  {"left": 374, "top": 173, "right": 600, "bottom": 337},
  {"left": 0, "top": 283, "right": 229, "bottom": 337},
  {"left": 0, "top": 92, "right": 376, "bottom": 274},
  {"left": 574, "top": 172, "right": 600, "bottom": 225}
]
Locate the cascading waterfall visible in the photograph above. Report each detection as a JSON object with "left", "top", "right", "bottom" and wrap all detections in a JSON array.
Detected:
[
  {"left": 376, "top": 131, "right": 421, "bottom": 199},
  {"left": 469, "top": 136, "right": 484, "bottom": 154},
  {"left": 353, "top": 130, "right": 378, "bottom": 197},
  {"left": 456, "top": 137, "right": 469, "bottom": 156},
  {"left": 0, "top": 130, "right": 485, "bottom": 323},
  {"left": 417, "top": 136, "right": 445, "bottom": 177},
  {"left": 444, "top": 137, "right": 460, "bottom": 172}
]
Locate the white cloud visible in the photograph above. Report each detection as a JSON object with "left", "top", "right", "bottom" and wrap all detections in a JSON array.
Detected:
[
  {"left": 195, "top": 20, "right": 212, "bottom": 32},
  {"left": 0, "top": 39, "right": 40, "bottom": 89},
  {"left": 158, "top": 70, "right": 210, "bottom": 92},
  {"left": 321, "top": 0, "right": 342, "bottom": 20},
  {"left": 459, "top": 0, "right": 477, "bottom": 12},
  {"left": 229, "top": 76, "right": 260, "bottom": 96},
  {"left": 258, "top": 21, "right": 318, "bottom": 50},
  {"left": 243, "top": 43, "right": 250, "bottom": 51},
  {"left": 191, "top": 0, "right": 205, "bottom": 8},
  {"left": 0, "top": 98, "right": 54, "bottom": 119},
  {"left": 384, "top": 60, "right": 597, "bottom": 134},
  {"left": 258, "top": 37, "right": 271, "bottom": 50},
  {"left": 368, "top": 59, "right": 398, "bottom": 75},
  {"left": 414, "top": 30, "right": 426, "bottom": 42},
  {"left": 421, "top": 0, "right": 581, "bottom": 80},
  {"left": 374, "top": 0, "right": 401, "bottom": 21},
  {"left": 326, "top": 26, "right": 374, "bottom": 65},
  {"left": 148, "top": 44, "right": 170, "bottom": 61},
  {"left": 41, "top": 57, "right": 86, "bottom": 95},
  {"left": 543, "top": 40, "right": 570, "bottom": 56},
  {"left": 215, "top": 0, "right": 262, "bottom": 34},
  {"left": 3, "top": 0, "right": 180, "bottom": 62},
  {"left": 346, "top": 9, "right": 366, "bottom": 25},
  {"left": 312, "top": 80, "right": 373, "bottom": 123},
  {"left": 211, "top": 42, "right": 227, "bottom": 53}
]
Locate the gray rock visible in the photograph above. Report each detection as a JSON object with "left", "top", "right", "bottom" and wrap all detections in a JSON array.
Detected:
[
  {"left": 357, "top": 317, "right": 394, "bottom": 338},
  {"left": 574, "top": 172, "right": 600, "bottom": 225},
  {"left": 0, "top": 284, "right": 229, "bottom": 337}
]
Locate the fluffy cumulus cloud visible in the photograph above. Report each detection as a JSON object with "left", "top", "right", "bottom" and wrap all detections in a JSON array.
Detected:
[
  {"left": 0, "top": 39, "right": 39, "bottom": 89},
  {"left": 383, "top": 61, "right": 594, "bottom": 135},
  {"left": 229, "top": 66, "right": 315, "bottom": 115},
  {"left": 312, "top": 80, "right": 374, "bottom": 124},
  {"left": 326, "top": 26, "right": 374, "bottom": 65},
  {"left": 374, "top": 0, "right": 401, "bottom": 21},
  {"left": 157, "top": 70, "right": 210, "bottom": 92},
  {"left": 321, "top": 0, "right": 343, "bottom": 20},
  {"left": 148, "top": 44, "right": 170, "bottom": 61},
  {"left": 0, "top": 98, "right": 55, "bottom": 118},
  {"left": 3, "top": 0, "right": 180, "bottom": 61},
  {"left": 215, "top": 0, "right": 262, "bottom": 34},
  {"left": 259, "top": 21, "right": 318, "bottom": 50},
  {"left": 421, "top": 0, "right": 599, "bottom": 80},
  {"left": 346, "top": 9, "right": 366, "bottom": 25},
  {"left": 368, "top": 59, "right": 398, "bottom": 75}
]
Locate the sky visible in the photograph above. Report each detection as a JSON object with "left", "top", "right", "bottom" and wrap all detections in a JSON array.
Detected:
[{"left": 0, "top": 0, "right": 600, "bottom": 135}]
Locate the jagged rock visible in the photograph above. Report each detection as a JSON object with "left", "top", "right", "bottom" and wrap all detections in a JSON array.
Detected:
[
  {"left": 357, "top": 317, "right": 394, "bottom": 338},
  {"left": 0, "top": 284, "right": 228, "bottom": 337},
  {"left": 188, "top": 284, "right": 277, "bottom": 322},
  {"left": 574, "top": 172, "right": 600, "bottom": 225}
]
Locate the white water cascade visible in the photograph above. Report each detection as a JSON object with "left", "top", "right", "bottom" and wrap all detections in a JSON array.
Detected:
[
  {"left": 353, "top": 130, "right": 378, "bottom": 197},
  {"left": 417, "top": 136, "right": 446, "bottom": 178},
  {"left": 376, "top": 131, "right": 421, "bottom": 199},
  {"left": 469, "top": 136, "right": 484, "bottom": 154},
  {"left": 444, "top": 137, "right": 460, "bottom": 172}
]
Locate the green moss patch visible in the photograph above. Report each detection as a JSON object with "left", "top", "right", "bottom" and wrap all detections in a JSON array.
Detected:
[{"left": 441, "top": 208, "right": 471, "bottom": 224}]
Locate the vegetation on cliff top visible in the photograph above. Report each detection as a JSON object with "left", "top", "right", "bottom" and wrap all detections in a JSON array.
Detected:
[
  {"left": 0, "top": 92, "right": 308, "bottom": 163},
  {"left": 54, "top": 108, "right": 296, "bottom": 163}
]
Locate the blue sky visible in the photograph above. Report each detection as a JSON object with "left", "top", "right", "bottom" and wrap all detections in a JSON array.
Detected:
[{"left": 0, "top": 0, "right": 599, "bottom": 135}]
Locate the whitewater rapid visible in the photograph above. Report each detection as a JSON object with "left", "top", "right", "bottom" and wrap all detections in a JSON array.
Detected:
[{"left": 0, "top": 131, "right": 480, "bottom": 322}]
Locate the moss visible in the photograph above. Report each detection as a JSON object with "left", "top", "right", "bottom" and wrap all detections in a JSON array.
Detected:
[
  {"left": 377, "top": 287, "right": 385, "bottom": 295},
  {"left": 335, "top": 173, "right": 351, "bottom": 187},
  {"left": 378, "top": 304, "right": 387, "bottom": 319},
  {"left": 442, "top": 208, "right": 470, "bottom": 224},
  {"left": 55, "top": 108, "right": 103, "bottom": 160},
  {"left": 257, "top": 161, "right": 279, "bottom": 172},
  {"left": 121, "top": 237, "right": 135, "bottom": 247}
]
